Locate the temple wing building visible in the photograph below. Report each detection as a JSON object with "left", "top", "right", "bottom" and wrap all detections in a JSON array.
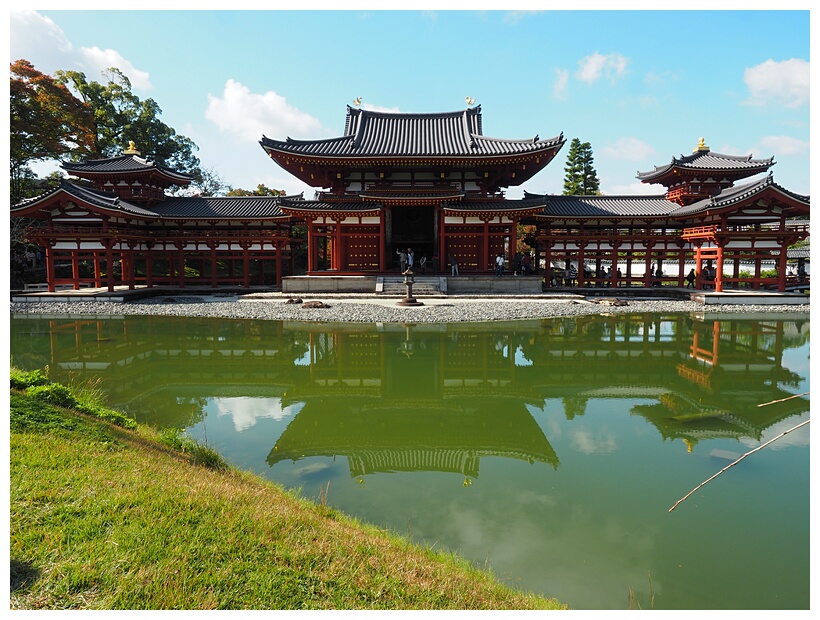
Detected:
[{"left": 11, "top": 107, "right": 809, "bottom": 293}]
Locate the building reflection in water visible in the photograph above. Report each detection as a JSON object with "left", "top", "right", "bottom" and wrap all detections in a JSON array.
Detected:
[{"left": 11, "top": 312, "right": 810, "bottom": 479}]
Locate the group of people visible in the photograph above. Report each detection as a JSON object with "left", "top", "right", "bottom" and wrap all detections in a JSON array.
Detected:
[{"left": 397, "top": 248, "right": 431, "bottom": 275}]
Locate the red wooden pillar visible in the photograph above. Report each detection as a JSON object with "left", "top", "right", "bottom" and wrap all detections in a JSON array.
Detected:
[
  {"left": 695, "top": 246, "right": 703, "bottom": 290},
  {"left": 544, "top": 241, "right": 552, "bottom": 286},
  {"left": 71, "top": 249, "right": 80, "bottom": 290},
  {"left": 334, "top": 221, "right": 343, "bottom": 270},
  {"left": 146, "top": 247, "right": 153, "bottom": 288},
  {"left": 483, "top": 219, "right": 490, "bottom": 273},
  {"left": 714, "top": 245, "right": 724, "bottom": 292},
  {"left": 777, "top": 242, "right": 788, "bottom": 292},
  {"left": 307, "top": 223, "right": 315, "bottom": 273},
  {"left": 644, "top": 243, "right": 653, "bottom": 287},
  {"left": 178, "top": 246, "right": 186, "bottom": 288},
  {"left": 210, "top": 244, "right": 218, "bottom": 288},
  {"left": 94, "top": 252, "right": 102, "bottom": 288},
  {"left": 577, "top": 243, "right": 586, "bottom": 287},
  {"left": 275, "top": 242, "right": 283, "bottom": 287},
  {"left": 46, "top": 245, "right": 56, "bottom": 292},
  {"left": 611, "top": 243, "right": 619, "bottom": 288},
  {"left": 127, "top": 247, "right": 136, "bottom": 290},
  {"left": 438, "top": 208, "right": 447, "bottom": 275},
  {"left": 677, "top": 247, "right": 686, "bottom": 287},
  {"left": 105, "top": 246, "right": 114, "bottom": 292},
  {"left": 510, "top": 216, "right": 518, "bottom": 259},
  {"left": 243, "top": 244, "right": 250, "bottom": 288},
  {"left": 379, "top": 212, "right": 386, "bottom": 272}
]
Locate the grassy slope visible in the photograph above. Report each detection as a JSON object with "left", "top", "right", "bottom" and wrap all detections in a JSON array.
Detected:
[{"left": 10, "top": 391, "right": 566, "bottom": 610}]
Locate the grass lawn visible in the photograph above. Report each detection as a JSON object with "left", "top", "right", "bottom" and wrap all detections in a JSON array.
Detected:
[{"left": 10, "top": 380, "right": 566, "bottom": 610}]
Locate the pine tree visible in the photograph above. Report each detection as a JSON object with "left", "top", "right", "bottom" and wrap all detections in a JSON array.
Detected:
[{"left": 562, "top": 138, "right": 600, "bottom": 195}]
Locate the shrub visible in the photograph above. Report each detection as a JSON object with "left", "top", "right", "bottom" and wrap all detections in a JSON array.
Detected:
[
  {"left": 10, "top": 367, "right": 50, "bottom": 390},
  {"left": 75, "top": 402, "right": 137, "bottom": 429},
  {"left": 26, "top": 383, "right": 77, "bottom": 408},
  {"left": 158, "top": 427, "right": 227, "bottom": 470}
]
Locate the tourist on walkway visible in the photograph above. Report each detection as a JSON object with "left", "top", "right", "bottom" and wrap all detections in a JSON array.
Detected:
[
  {"left": 450, "top": 254, "right": 459, "bottom": 276},
  {"left": 406, "top": 248, "right": 414, "bottom": 273},
  {"left": 397, "top": 248, "right": 407, "bottom": 273},
  {"left": 686, "top": 268, "right": 696, "bottom": 288},
  {"left": 420, "top": 255, "right": 427, "bottom": 275},
  {"left": 495, "top": 253, "right": 504, "bottom": 276},
  {"left": 567, "top": 264, "right": 577, "bottom": 286}
]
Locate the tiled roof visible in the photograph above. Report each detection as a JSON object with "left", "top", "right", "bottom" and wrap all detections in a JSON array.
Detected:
[
  {"left": 445, "top": 197, "right": 547, "bottom": 212},
  {"left": 11, "top": 181, "right": 158, "bottom": 218},
  {"left": 62, "top": 154, "right": 194, "bottom": 183},
  {"left": 278, "top": 199, "right": 382, "bottom": 213},
  {"left": 260, "top": 105, "right": 564, "bottom": 158},
  {"left": 360, "top": 188, "right": 465, "bottom": 201},
  {"left": 150, "top": 195, "right": 287, "bottom": 219},
  {"left": 637, "top": 149, "right": 774, "bottom": 181},
  {"left": 669, "top": 173, "right": 810, "bottom": 217},
  {"left": 539, "top": 194, "right": 679, "bottom": 218}
]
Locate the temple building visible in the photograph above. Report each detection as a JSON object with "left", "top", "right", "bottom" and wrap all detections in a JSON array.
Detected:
[{"left": 11, "top": 105, "right": 810, "bottom": 293}]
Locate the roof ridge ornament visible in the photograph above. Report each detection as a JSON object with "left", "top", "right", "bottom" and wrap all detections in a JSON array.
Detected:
[
  {"left": 465, "top": 96, "right": 476, "bottom": 107},
  {"left": 123, "top": 140, "right": 140, "bottom": 156},
  {"left": 694, "top": 137, "right": 709, "bottom": 153}
]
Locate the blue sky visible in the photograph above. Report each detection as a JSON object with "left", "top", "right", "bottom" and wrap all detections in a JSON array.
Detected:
[{"left": 8, "top": 5, "right": 811, "bottom": 199}]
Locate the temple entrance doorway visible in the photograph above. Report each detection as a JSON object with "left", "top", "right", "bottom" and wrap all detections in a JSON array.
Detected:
[{"left": 389, "top": 205, "right": 437, "bottom": 273}]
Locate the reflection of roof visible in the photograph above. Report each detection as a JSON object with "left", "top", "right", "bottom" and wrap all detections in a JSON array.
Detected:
[
  {"left": 266, "top": 400, "right": 559, "bottom": 474},
  {"left": 260, "top": 105, "right": 565, "bottom": 159},
  {"left": 637, "top": 149, "right": 774, "bottom": 181}
]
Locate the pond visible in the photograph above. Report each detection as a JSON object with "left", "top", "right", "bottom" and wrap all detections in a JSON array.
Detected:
[{"left": 9, "top": 311, "right": 810, "bottom": 610}]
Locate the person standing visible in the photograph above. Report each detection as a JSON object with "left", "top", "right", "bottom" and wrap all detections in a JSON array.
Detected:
[
  {"left": 495, "top": 253, "right": 504, "bottom": 276},
  {"left": 685, "top": 268, "right": 696, "bottom": 288},
  {"left": 397, "top": 248, "right": 407, "bottom": 274},
  {"left": 449, "top": 254, "right": 459, "bottom": 276},
  {"left": 419, "top": 255, "right": 427, "bottom": 275},
  {"left": 406, "top": 248, "right": 414, "bottom": 273}
]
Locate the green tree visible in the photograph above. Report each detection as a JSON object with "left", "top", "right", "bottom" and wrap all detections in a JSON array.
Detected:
[
  {"left": 227, "top": 184, "right": 288, "bottom": 196},
  {"left": 54, "top": 67, "right": 201, "bottom": 183},
  {"left": 562, "top": 138, "right": 600, "bottom": 196},
  {"left": 10, "top": 59, "right": 94, "bottom": 201}
]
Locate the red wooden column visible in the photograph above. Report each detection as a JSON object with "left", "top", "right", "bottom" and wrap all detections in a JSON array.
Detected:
[
  {"left": 275, "top": 242, "right": 283, "bottom": 286},
  {"left": 483, "top": 218, "right": 490, "bottom": 273},
  {"left": 71, "top": 250, "right": 80, "bottom": 290},
  {"left": 46, "top": 245, "right": 56, "bottom": 292},
  {"left": 127, "top": 247, "right": 136, "bottom": 290},
  {"left": 307, "top": 223, "right": 315, "bottom": 273},
  {"left": 577, "top": 242, "right": 586, "bottom": 287},
  {"left": 644, "top": 242, "right": 654, "bottom": 287},
  {"left": 145, "top": 247, "right": 153, "bottom": 288},
  {"left": 777, "top": 242, "right": 789, "bottom": 292},
  {"left": 210, "top": 242, "right": 218, "bottom": 288},
  {"left": 438, "top": 208, "right": 447, "bottom": 274},
  {"left": 105, "top": 244, "right": 115, "bottom": 292},
  {"left": 379, "top": 212, "right": 386, "bottom": 272},
  {"left": 677, "top": 246, "right": 686, "bottom": 287},
  {"left": 694, "top": 246, "right": 703, "bottom": 290},
  {"left": 94, "top": 252, "right": 102, "bottom": 288},
  {"left": 242, "top": 243, "right": 250, "bottom": 288},
  {"left": 714, "top": 245, "right": 724, "bottom": 292},
  {"left": 334, "top": 220, "right": 343, "bottom": 270},
  {"left": 177, "top": 245, "right": 186, "bottom": 288}
]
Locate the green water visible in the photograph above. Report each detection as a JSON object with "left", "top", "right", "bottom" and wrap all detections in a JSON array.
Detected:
[{"left": 10, "top": 311, "right": 810, "bottom": 610}]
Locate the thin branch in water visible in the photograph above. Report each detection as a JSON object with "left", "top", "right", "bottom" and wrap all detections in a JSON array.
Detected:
[
  {"left": 757, "top": 391, "right": 809, "bottom": 407},
  {"left": 668, "top": 419, "right": 810, "bottom": 512}
]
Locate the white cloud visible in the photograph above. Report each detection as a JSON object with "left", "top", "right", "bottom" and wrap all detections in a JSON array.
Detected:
[
  {"left": 504, "top": 11, "right": 542, "bottom": 24},
  {"left": 205, "top": 79, "right": 328, "bottom": 143},
  {"left": 600, "top": 137, "right": 656, "bottom": 162},
  {"left": 553, "top": 68, "right": 569, "bottom": 100},
  {"left": 757, "top": 135, "right": 809, "bottom": 157},
  {"left": 10, "top": 10, "right": 152, "bottom": 92},
  {"left": 744, "top": 58, "right": 809, "bottom": 108},
  {"left": 576, "top": 53, "right": 628, "bottom": 84},
  {"left": 212, "top": 396, "right": 300, "bottom": 433},
  {"left": 361, "top": 102, "right": 401, "bottom": 113}
]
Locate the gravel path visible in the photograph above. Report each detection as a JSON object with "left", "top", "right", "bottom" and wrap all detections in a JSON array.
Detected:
[{"left": 9, "top": 295, "right": 810, "bottom": 324}]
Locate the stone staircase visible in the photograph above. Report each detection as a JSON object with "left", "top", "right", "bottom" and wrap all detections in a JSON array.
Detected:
[{"left": 376, "top": 275, "right": 447, "bottom": 296}]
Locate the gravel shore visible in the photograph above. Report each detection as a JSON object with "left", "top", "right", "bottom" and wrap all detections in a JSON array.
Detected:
[{"left": 9, "top": 294, "right": 810, "bottom": 324}]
